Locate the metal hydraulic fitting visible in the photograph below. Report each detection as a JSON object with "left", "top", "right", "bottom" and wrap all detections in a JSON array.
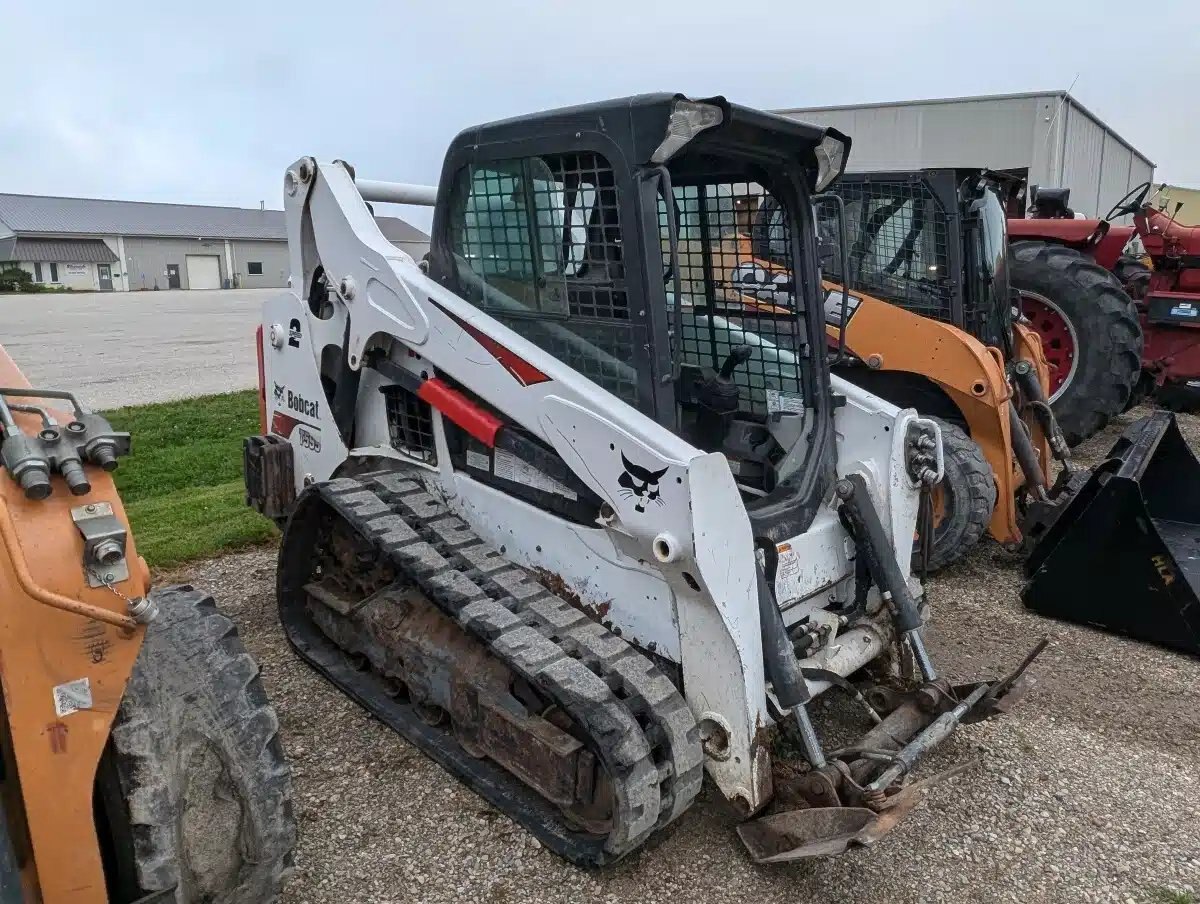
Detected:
[{"left": 1, "top": 430, "right": 52, "bottom": 499}]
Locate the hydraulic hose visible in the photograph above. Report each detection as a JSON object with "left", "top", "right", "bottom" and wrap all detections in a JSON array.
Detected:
[
  {"left": 1008, "top": 403, "right": 1049, "bottom": 500},
  {"left": 0, "top": 499, "right": 137, "bottom": 630},
  {"left": 756, "top": 564, "right": 810, "bottom": 707},
  {"left": 834, "top": 474, "right": 937, "bottom": 681},
  {"left": 834, "top": 475, "right": 922, "bottom": 633},
  {"left": 1011, "top": 360, "right": 1073, "bottom": 470}
]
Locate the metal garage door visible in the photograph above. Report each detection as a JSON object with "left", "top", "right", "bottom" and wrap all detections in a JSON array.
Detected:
[{"left": 185, "top": 255, "right": 221, "bottom": 290}]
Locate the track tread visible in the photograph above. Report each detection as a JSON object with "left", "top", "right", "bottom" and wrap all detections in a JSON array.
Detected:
[{"left": 300, "top": 473, "right": 702, "bottom": 863}]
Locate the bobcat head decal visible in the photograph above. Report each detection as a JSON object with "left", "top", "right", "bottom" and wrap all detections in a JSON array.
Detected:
[{"left": 618, "top": 453, "right": 669, "bottom": 514}]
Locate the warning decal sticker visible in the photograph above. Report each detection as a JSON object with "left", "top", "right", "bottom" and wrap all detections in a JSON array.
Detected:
[
  {"left": 494, "top": 448, "right": 578, "bottom": 501},
  {"left": 53, "top": 677, "right": 93, "bottom": 718}
]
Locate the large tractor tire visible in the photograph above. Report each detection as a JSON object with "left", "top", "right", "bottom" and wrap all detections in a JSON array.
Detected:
[
  {"left": 96, "top": 586, "right": 295, "bottom": 903},
  {"left": 1011, "top": 241, "right": 1142, "bottom": 446},
  {"left": 923, "top": 418, "right": 997, "bottom": 572}
]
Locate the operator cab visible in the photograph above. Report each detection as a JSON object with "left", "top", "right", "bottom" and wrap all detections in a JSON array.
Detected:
[
  {"left": 809, "top": 169, "right": 1015, "bottom": 353},
  {"left": 427, "top": 94, "right": 849, "bottom": 511}
]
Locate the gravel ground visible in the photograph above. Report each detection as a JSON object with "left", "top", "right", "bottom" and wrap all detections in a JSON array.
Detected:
[{"left": 180, "top": 409, "right": 1199, "bottom": 904}]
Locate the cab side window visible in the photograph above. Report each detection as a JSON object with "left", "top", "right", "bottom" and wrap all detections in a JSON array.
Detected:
[{"left": 449, "top": 153, "right": 641, "bottom": 406}]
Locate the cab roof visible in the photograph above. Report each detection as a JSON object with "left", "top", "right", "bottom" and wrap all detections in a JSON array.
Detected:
[{"left": 443, "top": 93, "right": 850, "bottom": 185}]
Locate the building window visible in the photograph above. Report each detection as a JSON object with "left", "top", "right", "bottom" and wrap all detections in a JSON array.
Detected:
[
  {"left": 48, "top": 263, "right": 58, "bottom": 283},
  {"left": 247, "top": 262, "right": 263, "bottom": 275},
  {"left": 33, "top": 263, "right": 42, "bottom": 282}
]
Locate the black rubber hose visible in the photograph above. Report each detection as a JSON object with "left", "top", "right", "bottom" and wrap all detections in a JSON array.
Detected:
[
  {"left": 1013, "top": 362, "right": 1071, "bottom": 466},
  {"left": 834, "top": 474, "right": 923, "bottom": 634},
  {"left": 1008, "top": 403, "right": 1047, "bottom": 495},
  {"left": 756, "top": 565, "right": 810, "bottom": 707},
  {"left": 331, "top": 317, "right": 362, "bottom": 446}
]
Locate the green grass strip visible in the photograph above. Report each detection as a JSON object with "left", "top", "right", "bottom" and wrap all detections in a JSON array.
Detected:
[{"left": 103, "top": 390, "right": 276, "bottom": 567}]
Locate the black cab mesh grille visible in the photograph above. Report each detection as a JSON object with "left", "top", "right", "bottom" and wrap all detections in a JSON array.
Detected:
[
  {"left": 450, "top": 153, "right": 639, "bottom": 406},
  {"left": 819, "top": 178, "right": 954, "bottom": 323},
  {"left": 661, "top": 182, "right": 805, "bottom": 416}
]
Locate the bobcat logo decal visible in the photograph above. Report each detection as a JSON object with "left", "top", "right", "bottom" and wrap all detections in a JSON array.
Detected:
[{"left": 618, "top": 453, "right": 669, "bottom": 514}]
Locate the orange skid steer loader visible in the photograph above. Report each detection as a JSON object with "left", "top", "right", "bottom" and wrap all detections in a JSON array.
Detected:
[
  {"left": 0, "top": 347, "right": 294, "bottom": 903},
  {"left": 751, "top": 169, "right": 1200, "bottom": 652}
]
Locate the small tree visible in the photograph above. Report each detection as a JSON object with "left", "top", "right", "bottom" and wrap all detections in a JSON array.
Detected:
[{"left": 0, "top": 266, "right": 34, "bottom": 293}]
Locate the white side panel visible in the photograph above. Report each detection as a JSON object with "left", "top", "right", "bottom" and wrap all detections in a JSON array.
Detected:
[
  {"left": 830, "top": 374, "right": 923, "bottom": 579},
  {"left": 446, "top": 474, "right": 682, "bottom": 660},
  {"left": 540, "top": 396, "right": 693, "bottom": 554},
  {"left": 773, "top": 506, "right": 851, "bottom": 611}
]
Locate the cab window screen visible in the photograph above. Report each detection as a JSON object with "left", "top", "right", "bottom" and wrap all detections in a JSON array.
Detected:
[
  {"left": 819, "top": 179, "right": 952, "bottom": 322},
  {"left": 660, "top": 182, "right": 805, "bottom": 416},
  {"left": 449, "top": 153, "right": 639, "bottom": 405}
]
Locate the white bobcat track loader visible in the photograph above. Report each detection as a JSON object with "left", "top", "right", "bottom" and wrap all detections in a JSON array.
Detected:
[{"left": 244, "top": 94, "right": 1042, "bottom": 865}]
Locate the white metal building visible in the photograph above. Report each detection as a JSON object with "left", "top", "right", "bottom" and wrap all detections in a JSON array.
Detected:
[
  {"left": 0, "top": 194, "right": 429, "bottom": 292},
  {"left": 776, "top": 91, "right": 1155, "bottom": 218}
]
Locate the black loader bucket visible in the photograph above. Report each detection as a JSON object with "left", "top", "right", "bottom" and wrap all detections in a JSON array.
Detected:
[{"left": 1023, "top": 411, "right": 1200, "bottom": 655}]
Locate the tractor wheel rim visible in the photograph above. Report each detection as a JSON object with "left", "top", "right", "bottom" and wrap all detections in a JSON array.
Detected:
[{"left": 1019, "top": 290, "right": 1078, "bottom": 402}]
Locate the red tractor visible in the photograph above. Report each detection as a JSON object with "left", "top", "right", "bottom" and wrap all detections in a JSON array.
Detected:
[{"left": 1011, "top": 182, "right": 1200, "bottom": 421}]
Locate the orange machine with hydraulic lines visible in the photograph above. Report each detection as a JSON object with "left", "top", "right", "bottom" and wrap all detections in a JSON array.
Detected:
[{"left": 0, "top": 347, "right": 293, "bottom": 903}]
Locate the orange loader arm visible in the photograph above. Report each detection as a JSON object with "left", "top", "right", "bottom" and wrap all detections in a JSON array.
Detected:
[
  {"left": 0, "top": 345, "right": 150, "bottom": 903},
  {"left": 825, "top": 282, "right": 1053, "bottom": 546}
]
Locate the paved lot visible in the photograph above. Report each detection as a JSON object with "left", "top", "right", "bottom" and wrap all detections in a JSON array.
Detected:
[
  {"left": 0, "top": 289, "right": 270, "bottom": 409},
  {"left": 181, "top": 410, "right": 1200, "bottom": 904}
]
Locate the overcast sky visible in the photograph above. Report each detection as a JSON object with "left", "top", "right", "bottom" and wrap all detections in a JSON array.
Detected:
[{"left": 3, "top": 0, "right": 1197, "bottom": 230}]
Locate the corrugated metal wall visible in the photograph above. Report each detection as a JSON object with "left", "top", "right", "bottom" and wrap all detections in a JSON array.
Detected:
[
  {"left": 228, "top": 239, "right": 289, "bottom": 288},
  {"left": 1057, "top": 100, "right": 1104, "bottom": 205},
  {"left": 780, "top": 94, "right": 1056, "bottom": 174},
  {"left": 1059, "top": 98, "right": 1152, "bottom": 219},
  {"left": 122, "top": 237, "right": 228, "bottom": 290},
  {"left": 778, "top": 93, "right": 1153, "bottom": 218}
]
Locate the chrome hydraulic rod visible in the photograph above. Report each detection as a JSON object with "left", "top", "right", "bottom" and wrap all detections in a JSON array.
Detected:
[{"left": 864, "top": 682, "right": 990, "bottom": 794}]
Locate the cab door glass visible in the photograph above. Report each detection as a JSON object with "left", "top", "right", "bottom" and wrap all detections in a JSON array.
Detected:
[
  {"left": 450, "top": 153, "right": 642, "bottom": 407},
  {"left": 656, "top": 181, "right": 805, "bottom": 416}
]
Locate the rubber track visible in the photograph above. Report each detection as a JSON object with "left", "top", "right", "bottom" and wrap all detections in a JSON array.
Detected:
[{"left": 292, "top": 473, "right": 702, "bottom": 864}]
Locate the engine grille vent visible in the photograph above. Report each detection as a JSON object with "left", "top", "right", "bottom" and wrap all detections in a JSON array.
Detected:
[{"left": 382, "top": 385, "right": 436, "bottom": 464}]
